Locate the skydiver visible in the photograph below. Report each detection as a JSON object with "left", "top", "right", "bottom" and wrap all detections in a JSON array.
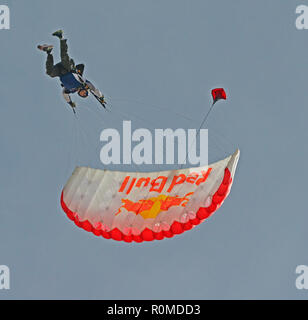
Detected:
[{"left": 37, "top": 30, "right": 106, "bottom": 113}]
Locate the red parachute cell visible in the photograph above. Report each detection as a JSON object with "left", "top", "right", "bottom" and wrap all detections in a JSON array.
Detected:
[{"left": 211, "top": 88, "right": 227, "bottom": 105}]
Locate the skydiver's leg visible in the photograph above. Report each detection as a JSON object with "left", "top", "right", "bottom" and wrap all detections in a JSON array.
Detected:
[
  {"left": 60, "top": 39, "right": 71, "bottom": 70},
  {"left": 37, "top": 44, "right": 58, "bottom": 77},
  {"left": 46, "top": 52, "right": 54, "bottom": 75},
  {"left": 46, "top": 52, "right": 61, "bottom": 78},
  {"left": 60, "top": 39, "right": 75, "bottom": 72},
  {"left": 52, "top": 30, "right": 75, "bottom": 72}
]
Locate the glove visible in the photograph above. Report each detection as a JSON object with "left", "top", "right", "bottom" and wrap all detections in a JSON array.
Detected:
[
  {"left": 69, "top": 101, "right": 76, "bottom": 108},
  {"left": 99, "top": 95, "right": 106, "bottom": 104}
]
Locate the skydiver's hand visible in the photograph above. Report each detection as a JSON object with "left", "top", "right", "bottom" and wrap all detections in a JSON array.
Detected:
[
  {"left": 99, "top": 96, "right": 106, "bottom": 104},
  {"left": 69, "top": 101, "right": 76, "bottom": 109}
]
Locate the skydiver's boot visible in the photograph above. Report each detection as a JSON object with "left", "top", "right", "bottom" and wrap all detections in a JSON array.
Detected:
[
  {"left": 52, "top": 29, "right": 63, "bottom": 39},
  {"left": 37, "top": 44, "right": 53, "bottom": 54}
]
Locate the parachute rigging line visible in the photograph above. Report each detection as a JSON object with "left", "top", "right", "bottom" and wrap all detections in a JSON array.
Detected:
[{"left": 180, "top": 102, "right": 215, "bottom": 169}]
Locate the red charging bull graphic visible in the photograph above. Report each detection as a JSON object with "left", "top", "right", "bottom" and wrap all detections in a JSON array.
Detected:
[{"left": 116, "top": 193, "right": 194, "bottom": 219}]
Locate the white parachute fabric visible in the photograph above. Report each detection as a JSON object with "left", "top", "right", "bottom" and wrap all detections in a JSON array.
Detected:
[{"left": 61, "top": 149, "right": 239, "bottom": 241}]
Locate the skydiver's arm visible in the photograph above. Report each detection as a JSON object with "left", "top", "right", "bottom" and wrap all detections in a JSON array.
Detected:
[
  {"left": 62, "top": 88, "right": 76, "bottom": 108},
  {"left": 85, "top": 80, "right": 103, "bottom": 98},
  {"left": 62, "top": 88, "right": 72, "bottom": 103}
]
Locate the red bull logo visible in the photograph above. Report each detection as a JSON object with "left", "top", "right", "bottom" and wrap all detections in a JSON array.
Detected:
[
  {"left": 116, "top": 192, "right": 194, "bottom": 219},
  {"left": 116, "top": 168, "right": 212, "bottom": 219},
  {"left": 118, "top": 167, "right": 212, "bottom": 195}
]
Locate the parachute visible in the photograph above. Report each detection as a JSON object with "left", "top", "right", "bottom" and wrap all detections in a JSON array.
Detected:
[
  {"left": 211, "top": 88, "right": 227, "bottom": 105},
  {"left": 60, "top": 149, "right": 240, "bottom": 243}
]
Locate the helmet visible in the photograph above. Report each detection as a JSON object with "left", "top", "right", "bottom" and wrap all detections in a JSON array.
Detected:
[{"left": 78, "top": 88, "right": 88, "bottom": 98}]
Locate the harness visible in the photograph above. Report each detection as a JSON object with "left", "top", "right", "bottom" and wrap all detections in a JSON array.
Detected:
[{"left": 60, "top": 72, "right": 83, "bottom": 93}]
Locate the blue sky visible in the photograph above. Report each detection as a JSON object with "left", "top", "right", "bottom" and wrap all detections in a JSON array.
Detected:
[{"left": 1, "top": 0, "right": 308, "bottom": 299}]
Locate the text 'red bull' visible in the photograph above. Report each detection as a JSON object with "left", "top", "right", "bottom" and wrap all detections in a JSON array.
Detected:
[{"left": 118, "top": 168, "right": 212, "bottom": 195}]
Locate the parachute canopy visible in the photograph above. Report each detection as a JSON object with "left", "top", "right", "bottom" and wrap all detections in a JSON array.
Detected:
[
  {"left": 61, "top": 149, "right": 240, "bottom": 243},
  {"left": 211, "top": 88, "right": 227, "bottom": 104}
]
